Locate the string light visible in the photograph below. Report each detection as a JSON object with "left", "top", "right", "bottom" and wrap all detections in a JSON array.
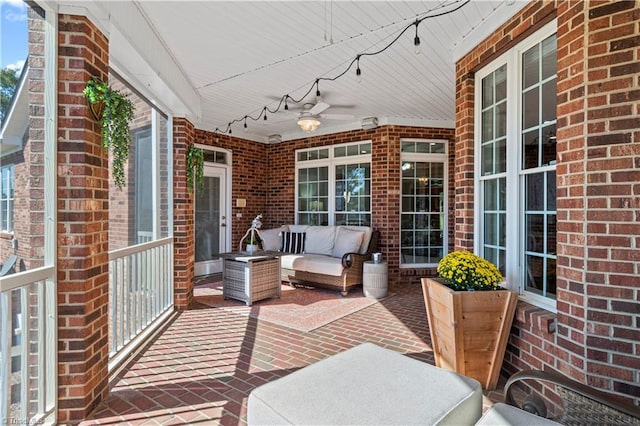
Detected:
[
  {"left": 414, "top": 20, "right": 421, "bottom": 55},
  {"left": 214, "top": 0, "right": 470, "bottom": 134}
]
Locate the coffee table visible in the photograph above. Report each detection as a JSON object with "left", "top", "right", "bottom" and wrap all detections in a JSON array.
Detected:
[{"left": 218, "top": 251, "right": 281, "bottom": 306}]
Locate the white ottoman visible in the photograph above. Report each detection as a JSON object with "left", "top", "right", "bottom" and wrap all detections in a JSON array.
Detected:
[
  {"left": 247, "top": 343, "right": 482, "bottom": 425},
  {"left": 477, "top": 403, "right": 562, "bottom": 425}
]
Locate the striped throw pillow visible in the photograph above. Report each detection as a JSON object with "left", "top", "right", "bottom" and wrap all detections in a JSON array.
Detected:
[{"left": 281, "top": 232, "right": 306, "bottom": 254}]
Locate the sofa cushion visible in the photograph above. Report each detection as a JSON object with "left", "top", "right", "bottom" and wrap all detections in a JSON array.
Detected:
[
  {"left": 332, "top": 227, "right": 365, "bottom": 258},
  {"left": 260, "top": 226, "right": 287, "bottom": 251},
  {"left": 280, "top": 254, "right": 307, "bottom": 271},
  {"left": 281, "top": 232, "right": 306, "bottom": 254},
  {"left": 303, "top": 226, "right": 336, "bottom": 256},
  {"left": 302, "top": 254, "right": 344, "bottom": 277},
  {"left": 288, "top": 224, "right": 309, "bottom": 233},
  {"left": 341, "top": 226, "right": 373, "bottom": 254}
]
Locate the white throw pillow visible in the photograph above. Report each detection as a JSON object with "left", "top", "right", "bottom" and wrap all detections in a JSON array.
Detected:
[
  {"left": 260, "top": 227, "right": 287, "bottom": 251},
  {"left": 332, "top": 228, "right": 365, "bottom": 258},
  {"left": 304, "top": 226, "right": 336, "bottom": 255}
]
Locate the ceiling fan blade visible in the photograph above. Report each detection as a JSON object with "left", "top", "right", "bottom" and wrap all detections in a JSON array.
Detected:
[
  {"left": 320, "top": 113, "right": 355, "bottom": 120},
  {"left": 310, "top": 102, "right": 330, "bottom": 115}
]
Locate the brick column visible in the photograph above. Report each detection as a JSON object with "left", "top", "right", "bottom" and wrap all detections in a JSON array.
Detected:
[
  {"left": 453, "top": 70, "right": 476, "bottom": 251},
  {"left": 57, "top": 15, "right": 110, "bottom": 423},
  {"left": 558, "top": 0, "right": 640, "bottom": 398},
  {"left": 173, "top": 117, "right": 195, "bottom": 309}
]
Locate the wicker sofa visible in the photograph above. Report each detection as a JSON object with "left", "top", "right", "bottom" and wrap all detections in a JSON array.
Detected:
[{"left": 258, "top": 225, "right": 379, "bottom": 296}]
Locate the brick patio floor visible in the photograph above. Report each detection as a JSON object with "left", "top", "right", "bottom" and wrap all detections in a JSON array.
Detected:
[{"left": 82, "top": 281, "right": 503, "bottom": 425}]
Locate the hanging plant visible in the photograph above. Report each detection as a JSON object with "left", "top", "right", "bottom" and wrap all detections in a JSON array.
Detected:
[
  {"left": 186, "top": 145, "right": 204, "bottom": 193},
  {"left": 83, "top": 77, "right": 135, "bottom": 189}
]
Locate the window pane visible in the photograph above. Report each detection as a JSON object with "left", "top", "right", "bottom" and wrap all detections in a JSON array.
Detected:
[
  {"left": 482, "top": 72, "right": 494, "bottom": 107},
  {"left": 496, "top": 102, "right": 507, "bottom": 138},
  {"left": 542, "top": 124, "right": 557, "bottom": 166},
  {"left": 541, "top": 80, "right": 557, "bottom": 124},
  {"left": 522, "top": 87, "right": 539, "bottom": 129},
  {"left": 496, "top": 139, "right": 506, "bottom": 173},
  {"left": 523, "top": 45, "right": 540, "bottom": 89},
  {"left": 401, "top": 141, "right": 415, "bottom": 152},
  {"left": 522, "top": 130, "right": 539, "bottom": 169},
  {"left": 541, "top": 35, "right": 557, "bottom": 80},
  {"left": 495, "top": 65, "right": 507, "bottom": 101},
  {"left": 526, "top": 173, "right": 545, "bottom": 211},
  {"left": 482, "top": 109, "right": 494, "bottom": 142}
]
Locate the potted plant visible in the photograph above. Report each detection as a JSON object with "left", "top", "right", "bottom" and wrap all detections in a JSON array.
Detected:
[
  {"left": 421, "top": 251, "right": 517, "bottom": 390},
  {"left": 83, "top": 77, "right": 135, "bottom": 189},
  {"left": 246, "top": 233, "right": 261, "bottom": 253},
  {"left": 186, "top": 145, "right": 204, "bottom": 192}
]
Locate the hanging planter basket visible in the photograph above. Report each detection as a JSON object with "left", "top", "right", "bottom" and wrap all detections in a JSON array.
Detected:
[{"left": 83, "top": 77, "right": 135, "bottom": 189}]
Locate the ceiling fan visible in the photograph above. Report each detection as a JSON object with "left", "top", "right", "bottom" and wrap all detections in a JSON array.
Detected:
[{"left": 294, "top": 101, "right": 354, "bottom": 133}]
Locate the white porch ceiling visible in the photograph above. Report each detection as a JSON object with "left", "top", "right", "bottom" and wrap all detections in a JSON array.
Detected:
[{"left": 68, "top": 0, "right": 528, "bottom": 142}]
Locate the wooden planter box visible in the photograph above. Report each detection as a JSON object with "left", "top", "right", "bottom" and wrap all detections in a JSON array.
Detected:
[{"left": 421, "top": 277, "right": 517, "bottom": 390}]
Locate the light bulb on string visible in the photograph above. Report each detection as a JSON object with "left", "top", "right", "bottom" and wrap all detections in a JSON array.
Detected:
[
  {"left": 356, "top": 56, "right": 362, "bottom": 84},
  {"left": 284, "top": 95, "right": 289, "bottom": 110},
  {"left": 243, "top": 116, "right": 248, "bottom": 132},
  {"left": 263, "top": 107, "right": 268, "bottom": 121},
  {"left": 414, "top": 20, "right": 422, "bottom": 55}
]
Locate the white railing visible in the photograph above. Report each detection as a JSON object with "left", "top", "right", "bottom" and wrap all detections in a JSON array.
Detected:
[
  {"left": 0, "top": 266, "right": 56, "bottom": 425},
  {"left": 108, "top": 237, "right": 174, "bottom": 370}
]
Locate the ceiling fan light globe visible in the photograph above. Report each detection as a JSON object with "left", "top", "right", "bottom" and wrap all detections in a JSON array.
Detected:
[{"left": 298, "top": 117, "right": 321, "bottom": 133}]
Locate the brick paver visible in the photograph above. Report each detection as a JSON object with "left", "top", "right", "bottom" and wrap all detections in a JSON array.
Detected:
[{"left": 83, "top": 282, "right": 499, "bottom": 425}]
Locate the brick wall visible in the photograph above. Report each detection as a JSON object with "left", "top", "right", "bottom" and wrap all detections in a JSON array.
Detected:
[
  {"left": 193, "top": 125, "right": 454, "bottom": 286},
  {"left": 194, "top": 130, "right": 270, "bottom": 248},
  {"left": 174, "top": 118, "right": 196, "bottom": 309},
  {"left": 57, "top": 14, "right": 110, "bottom": 423},
  {"left": 456, "top": 0, "right": 640, "bottom": 404}
]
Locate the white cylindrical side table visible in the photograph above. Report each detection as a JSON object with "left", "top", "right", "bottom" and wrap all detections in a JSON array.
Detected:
[{"left": 363, "top": 261, "right": 388, "bottom": 299}]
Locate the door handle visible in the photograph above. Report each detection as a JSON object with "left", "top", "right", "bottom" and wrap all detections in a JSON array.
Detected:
[{"left": 221, "top": 223, "right": 226, "bottom": 227}]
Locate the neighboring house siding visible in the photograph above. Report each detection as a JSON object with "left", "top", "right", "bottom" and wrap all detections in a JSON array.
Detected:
[
  {"left": 456, "top": 0, "right": 639, "bottom": 404},
  {"left": 0, "top": 8, "right": 47, "bottom": 272}
]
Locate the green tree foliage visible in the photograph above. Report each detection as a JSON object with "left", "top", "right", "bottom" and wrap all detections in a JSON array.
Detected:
[{"left": 0, "top": 67, "right": 20, "bottom": 124}]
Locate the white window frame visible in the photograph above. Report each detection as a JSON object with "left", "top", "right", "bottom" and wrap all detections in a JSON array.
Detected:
[
  {"left": 0, "top": 164, "right": 14, "bottom": 233},
  {"left": 295, "top": 141, "right": 372, "bottom": 226},
  {"left": 474, "top": 20, "right": 558, "bottom": 312},
  {"left": 400, "top": 139, "right": 448, "bottom": 268}
]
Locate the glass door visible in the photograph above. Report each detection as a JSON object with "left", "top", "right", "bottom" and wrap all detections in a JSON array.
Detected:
[{"left": 194, "top": 164, "right": 227, "bottom": 276}]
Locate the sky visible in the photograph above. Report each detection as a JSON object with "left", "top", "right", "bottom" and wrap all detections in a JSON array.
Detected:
[{"left": 1, "top": 0, "right": 28, "bottom": 72}]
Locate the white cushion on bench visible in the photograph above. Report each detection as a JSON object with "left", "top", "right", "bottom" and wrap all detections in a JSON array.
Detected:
[
  {"left": 280, "top": 254, "right": 344, "bottom": 277},
  {"left": 476, "top": 403, "right": 562, "bottom": 425},
  {"left": 247, "top": 342, "right": 482, "bottom": 425}
]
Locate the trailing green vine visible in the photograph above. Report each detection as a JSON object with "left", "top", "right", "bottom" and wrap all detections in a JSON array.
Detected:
[
  {"left": 83, "top": 77, "right": 135, "bottom": 189},
  {"left": 186, "top": 145, "right": 204, "bottom": 193}
]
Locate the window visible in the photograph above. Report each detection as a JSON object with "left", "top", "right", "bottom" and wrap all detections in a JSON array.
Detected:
[
  {"left": 134, "top": 127, "right": 153, "bottom": 243},
  {"left": 401, "top": 140, "right": 447, "bottom": 266},
  {"left": 0, "top": 164, "right": 14, "bottom": 232},
  {"left": 296, "top": 142, "right": 371, "bottom": 226},
  {"left": 476, "top": 21, "right": 557, "bottom": 310},
  {"left": 108, "top": 72, "right": 172, "bottom": 249}
]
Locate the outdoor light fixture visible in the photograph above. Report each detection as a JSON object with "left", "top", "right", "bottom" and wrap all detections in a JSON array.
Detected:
[
  {"left": 361, "top": 117, "right": 378, "bottom": 130},
  {"left": 298, "top": 116, "right": 321, "bottom": 133},
  {"left": 268, "top": 134, "right": 282, "bottom": 143}
]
